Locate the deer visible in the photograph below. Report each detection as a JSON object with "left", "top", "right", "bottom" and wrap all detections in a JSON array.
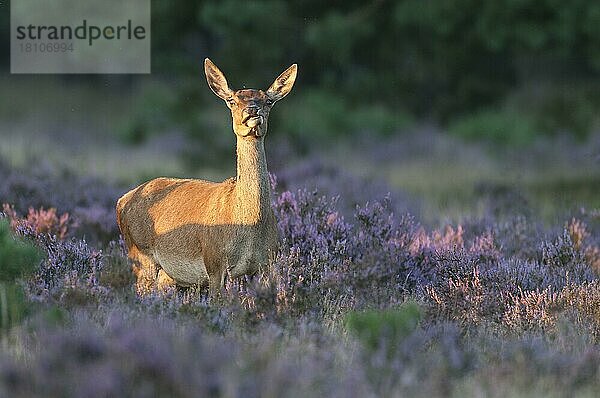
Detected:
[{"left": 116, "top": 58, "right": 297, "bottom": 295}]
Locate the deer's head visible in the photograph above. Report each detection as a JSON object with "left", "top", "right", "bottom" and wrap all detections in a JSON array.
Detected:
[{"left": 204, "top": 58, "right": 297, "bottom": 139}]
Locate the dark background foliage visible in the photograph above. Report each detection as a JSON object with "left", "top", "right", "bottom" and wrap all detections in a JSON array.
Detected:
[
  {"left": 2, "top": 1, "right": 599, "bottom": 146},
  {"left": 147, "top": 0, "right": 600, "bottom": 146}
]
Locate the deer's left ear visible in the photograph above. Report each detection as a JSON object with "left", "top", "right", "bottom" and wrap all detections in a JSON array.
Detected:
[{"left": 267, "top": 64, "right": 297, "bottom": 102}]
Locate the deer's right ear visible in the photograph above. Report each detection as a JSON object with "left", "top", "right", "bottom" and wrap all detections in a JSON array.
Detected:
[{"left": 204, "top": 58, "right": 233, "bottom": 101}]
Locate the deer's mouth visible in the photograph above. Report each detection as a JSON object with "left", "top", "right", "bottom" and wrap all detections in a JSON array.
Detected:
[{"left": 242, "top": 115, "right": 264, "bottom": 128}]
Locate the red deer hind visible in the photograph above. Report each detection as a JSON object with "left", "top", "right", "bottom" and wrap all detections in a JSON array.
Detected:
[{"left": 116, "top": 58, "right": 297, "bottom": 295}]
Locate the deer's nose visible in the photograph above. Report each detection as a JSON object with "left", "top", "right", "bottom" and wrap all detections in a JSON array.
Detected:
[{"left": 244, "top": 105, "right": 261, "bottom": 116}]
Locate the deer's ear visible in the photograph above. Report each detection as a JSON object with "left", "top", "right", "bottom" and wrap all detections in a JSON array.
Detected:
[
  {"left": 267, "top": 64, "right": 297, "bottom": 101},
  {"left": 204, "top": 58, "right": 233, "bottom": 101}
]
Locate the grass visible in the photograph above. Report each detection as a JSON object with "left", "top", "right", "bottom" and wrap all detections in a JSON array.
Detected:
[
  {"left": 358, "top": 134, "right": 600, "bottom": 225},
  {"left": 386, "top": 162, "right": 600, "bottom": 224},
  {"left": 528, "top": 174, "right": 600, "bottom": 221},
  {"left": 386, "top": 160, "right": 493, "bottom": 222}
]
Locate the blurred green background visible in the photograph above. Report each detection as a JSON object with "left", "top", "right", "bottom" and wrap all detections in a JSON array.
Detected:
[{"left": 0, "top": 0, "right": 598, "bottom": 223}]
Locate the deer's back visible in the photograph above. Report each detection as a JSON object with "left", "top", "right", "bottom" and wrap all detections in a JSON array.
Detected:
[{"left": 116, "top": 177, "right": 236, "bottom": 253}]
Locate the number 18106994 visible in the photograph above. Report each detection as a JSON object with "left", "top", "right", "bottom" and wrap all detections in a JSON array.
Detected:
[{"left": 19, "top": 42, "right": 74, "bottom": 53}]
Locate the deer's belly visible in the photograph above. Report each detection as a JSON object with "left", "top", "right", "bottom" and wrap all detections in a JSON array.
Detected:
[{"left": 152, "top": 251, "right": 209, "bottom": 287}]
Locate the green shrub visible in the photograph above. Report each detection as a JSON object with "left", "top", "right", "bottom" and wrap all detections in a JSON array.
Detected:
[
  {"left": 119, "top": 81, "right": 178, "bottom": 144},
  {"left": 273, "top": 90, "right": 412, "bottom": 141},
  {"left": 0, "top": 220, "right": 43, "bottom": 282},
  {"left": 347, "top": 104, "right": 414, "bottom": 136},
  {"left": 345, "top": 300, "right": 422, "bottom": 352},
  {"left": 268, "top": 90, "right": 347, "bottom": 140},
  {"left": 0, "top": 282, "right": 29, "bottom": 331},
  {"left": 42, "top": 305, "right": 68, "bottom": 327},
  {"left": 449, "top": 108, "right": 540, "bottom": 146},
  {"left": 99, "top": 244, "right": 135, "bottom": 290},
  {"left": 507, "top": 83, "right": 600, "bottom": 139}
]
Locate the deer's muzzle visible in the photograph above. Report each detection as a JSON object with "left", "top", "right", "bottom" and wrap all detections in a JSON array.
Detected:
[
  {"left": 244, "top": 115, "right": 264, "bottom": 128},
  {"left": 242, "top": 107, "right": 264, "bottom": 127}
]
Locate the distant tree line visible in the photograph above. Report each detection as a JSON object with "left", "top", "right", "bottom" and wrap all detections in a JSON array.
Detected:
[{"left": 152, "top": 0, "right": 600, "bottom": 123}]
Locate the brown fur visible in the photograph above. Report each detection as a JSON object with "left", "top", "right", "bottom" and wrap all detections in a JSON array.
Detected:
[{"left": 116, "top": 59, "right": 297, "bottom": 295}]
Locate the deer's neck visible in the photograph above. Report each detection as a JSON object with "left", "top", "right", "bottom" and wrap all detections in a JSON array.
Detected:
[{"left": 233, "top": 137, "right": 271, "bottom": 224}]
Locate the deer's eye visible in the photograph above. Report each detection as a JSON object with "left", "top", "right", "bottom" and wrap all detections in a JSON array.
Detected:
[
  {"left": 265, "top": 99, "right": 274, "bottom": 106},
  {"left": 227, "top": 98, "right": 236, "bottom": 107}
]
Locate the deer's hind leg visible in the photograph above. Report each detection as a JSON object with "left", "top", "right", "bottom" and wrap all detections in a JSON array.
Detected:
[{"left": 128, "top": 245, "right": 160, "bottom": 295}]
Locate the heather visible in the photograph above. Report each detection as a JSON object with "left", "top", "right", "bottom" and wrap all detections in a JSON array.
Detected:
[
  {"left": 0, "top": 158, "right": 121, "bottom": 245},
  {"left": 0, "top": 133, "right": 600, "bottom": 396}
]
